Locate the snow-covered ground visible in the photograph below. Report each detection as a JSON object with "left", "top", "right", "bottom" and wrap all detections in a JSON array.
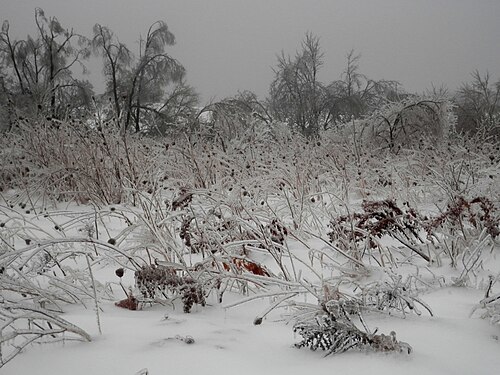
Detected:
[
  {"left": 1, "top": 195, "right": 499, "bottom": 375},
  {"left": 2, "top": 287, "right": 499, "bottom": 375}
]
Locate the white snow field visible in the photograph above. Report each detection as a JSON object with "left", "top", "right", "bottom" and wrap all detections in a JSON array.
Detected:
[{"left": 2, "top": 286, "right": 500, "bottom": 375}]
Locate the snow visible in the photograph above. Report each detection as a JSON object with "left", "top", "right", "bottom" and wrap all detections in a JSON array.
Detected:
[{"left": 2, "top": 283, "right": 499, "bottom": 374}]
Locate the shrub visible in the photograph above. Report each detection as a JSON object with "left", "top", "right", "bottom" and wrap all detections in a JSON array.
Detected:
[
  {"left": 134, "top": 264, "right": 205, "bottom": 313},
  {"left": 294, "top": 301, "right": 412, "bottom": 355}
]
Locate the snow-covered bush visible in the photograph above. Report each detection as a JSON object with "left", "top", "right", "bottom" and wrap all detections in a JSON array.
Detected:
[
  {"left": 328, "top": 199, "right": 430, "bottom": 264},
  {"left": 471, "top": 276, "right": 500, "bottom": 325},
  {"left": 362, "top": 97, "right": 455, "bottom": 151},
  {"left": 135, "top": 264, "right": 205, "bottom": 313},
  {"left": 293, "top": 300, "right": 412, "bottom": 355},
  {"left": 327, "top": 197, "right": 498, "bottom": 270}
]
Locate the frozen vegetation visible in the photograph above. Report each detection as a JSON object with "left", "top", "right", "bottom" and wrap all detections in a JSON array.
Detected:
[
  {"left": 1, "top": 8, "right": 499, "bottom": 375},
  {"left": 0, "top": 114, "right": 499, "bottom": 374}
]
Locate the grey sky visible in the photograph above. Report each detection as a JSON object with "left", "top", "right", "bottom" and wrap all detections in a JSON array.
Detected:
[{"left": 1, "top": 0, "right": 499, "bottom": 103}]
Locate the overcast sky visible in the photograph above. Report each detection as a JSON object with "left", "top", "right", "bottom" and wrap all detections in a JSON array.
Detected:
[{"left": 1, "top": 0, "right": 499, "bottom": 103}]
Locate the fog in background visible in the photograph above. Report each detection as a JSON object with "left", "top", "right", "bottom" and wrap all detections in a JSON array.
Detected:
[{"left": 1, "top": 0, "right": 499, "bottom": 103}]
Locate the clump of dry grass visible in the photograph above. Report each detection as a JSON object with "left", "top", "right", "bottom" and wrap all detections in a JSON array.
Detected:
[{"left": 1, "top": 118, "right": 164, "bottom": 205}]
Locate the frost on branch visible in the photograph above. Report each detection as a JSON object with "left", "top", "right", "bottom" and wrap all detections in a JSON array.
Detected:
[
  {"left": 471, "top": 276, "right": 500, "bottom": 325},
  {"left": 0, "top": 299, "right": 91, "bottom": 368},
  {"left": 361, "top": 273, "right": 433, "bottom": 317}
]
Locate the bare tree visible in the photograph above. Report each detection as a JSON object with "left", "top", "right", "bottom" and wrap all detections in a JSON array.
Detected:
[
  {"left": 268, "top": 39, "right": 400, "bottom": 137},
  {"left": 269, "top": 33, "right": 331, "bottom": 137},
  {"left": 92, "top": 24, "right": 132, "bottom": 126},
  {"left": 93, "top": 21, "right": 194, "bottom": 133},
  {"left": 455, "top": 70, "right": 500, "bottom": 139},
  {"left": 0, "top": 8, "right": 92, "bottom": 119},
  {"left": 327, "top": 50, "right": 400, "bottom": 125}
]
